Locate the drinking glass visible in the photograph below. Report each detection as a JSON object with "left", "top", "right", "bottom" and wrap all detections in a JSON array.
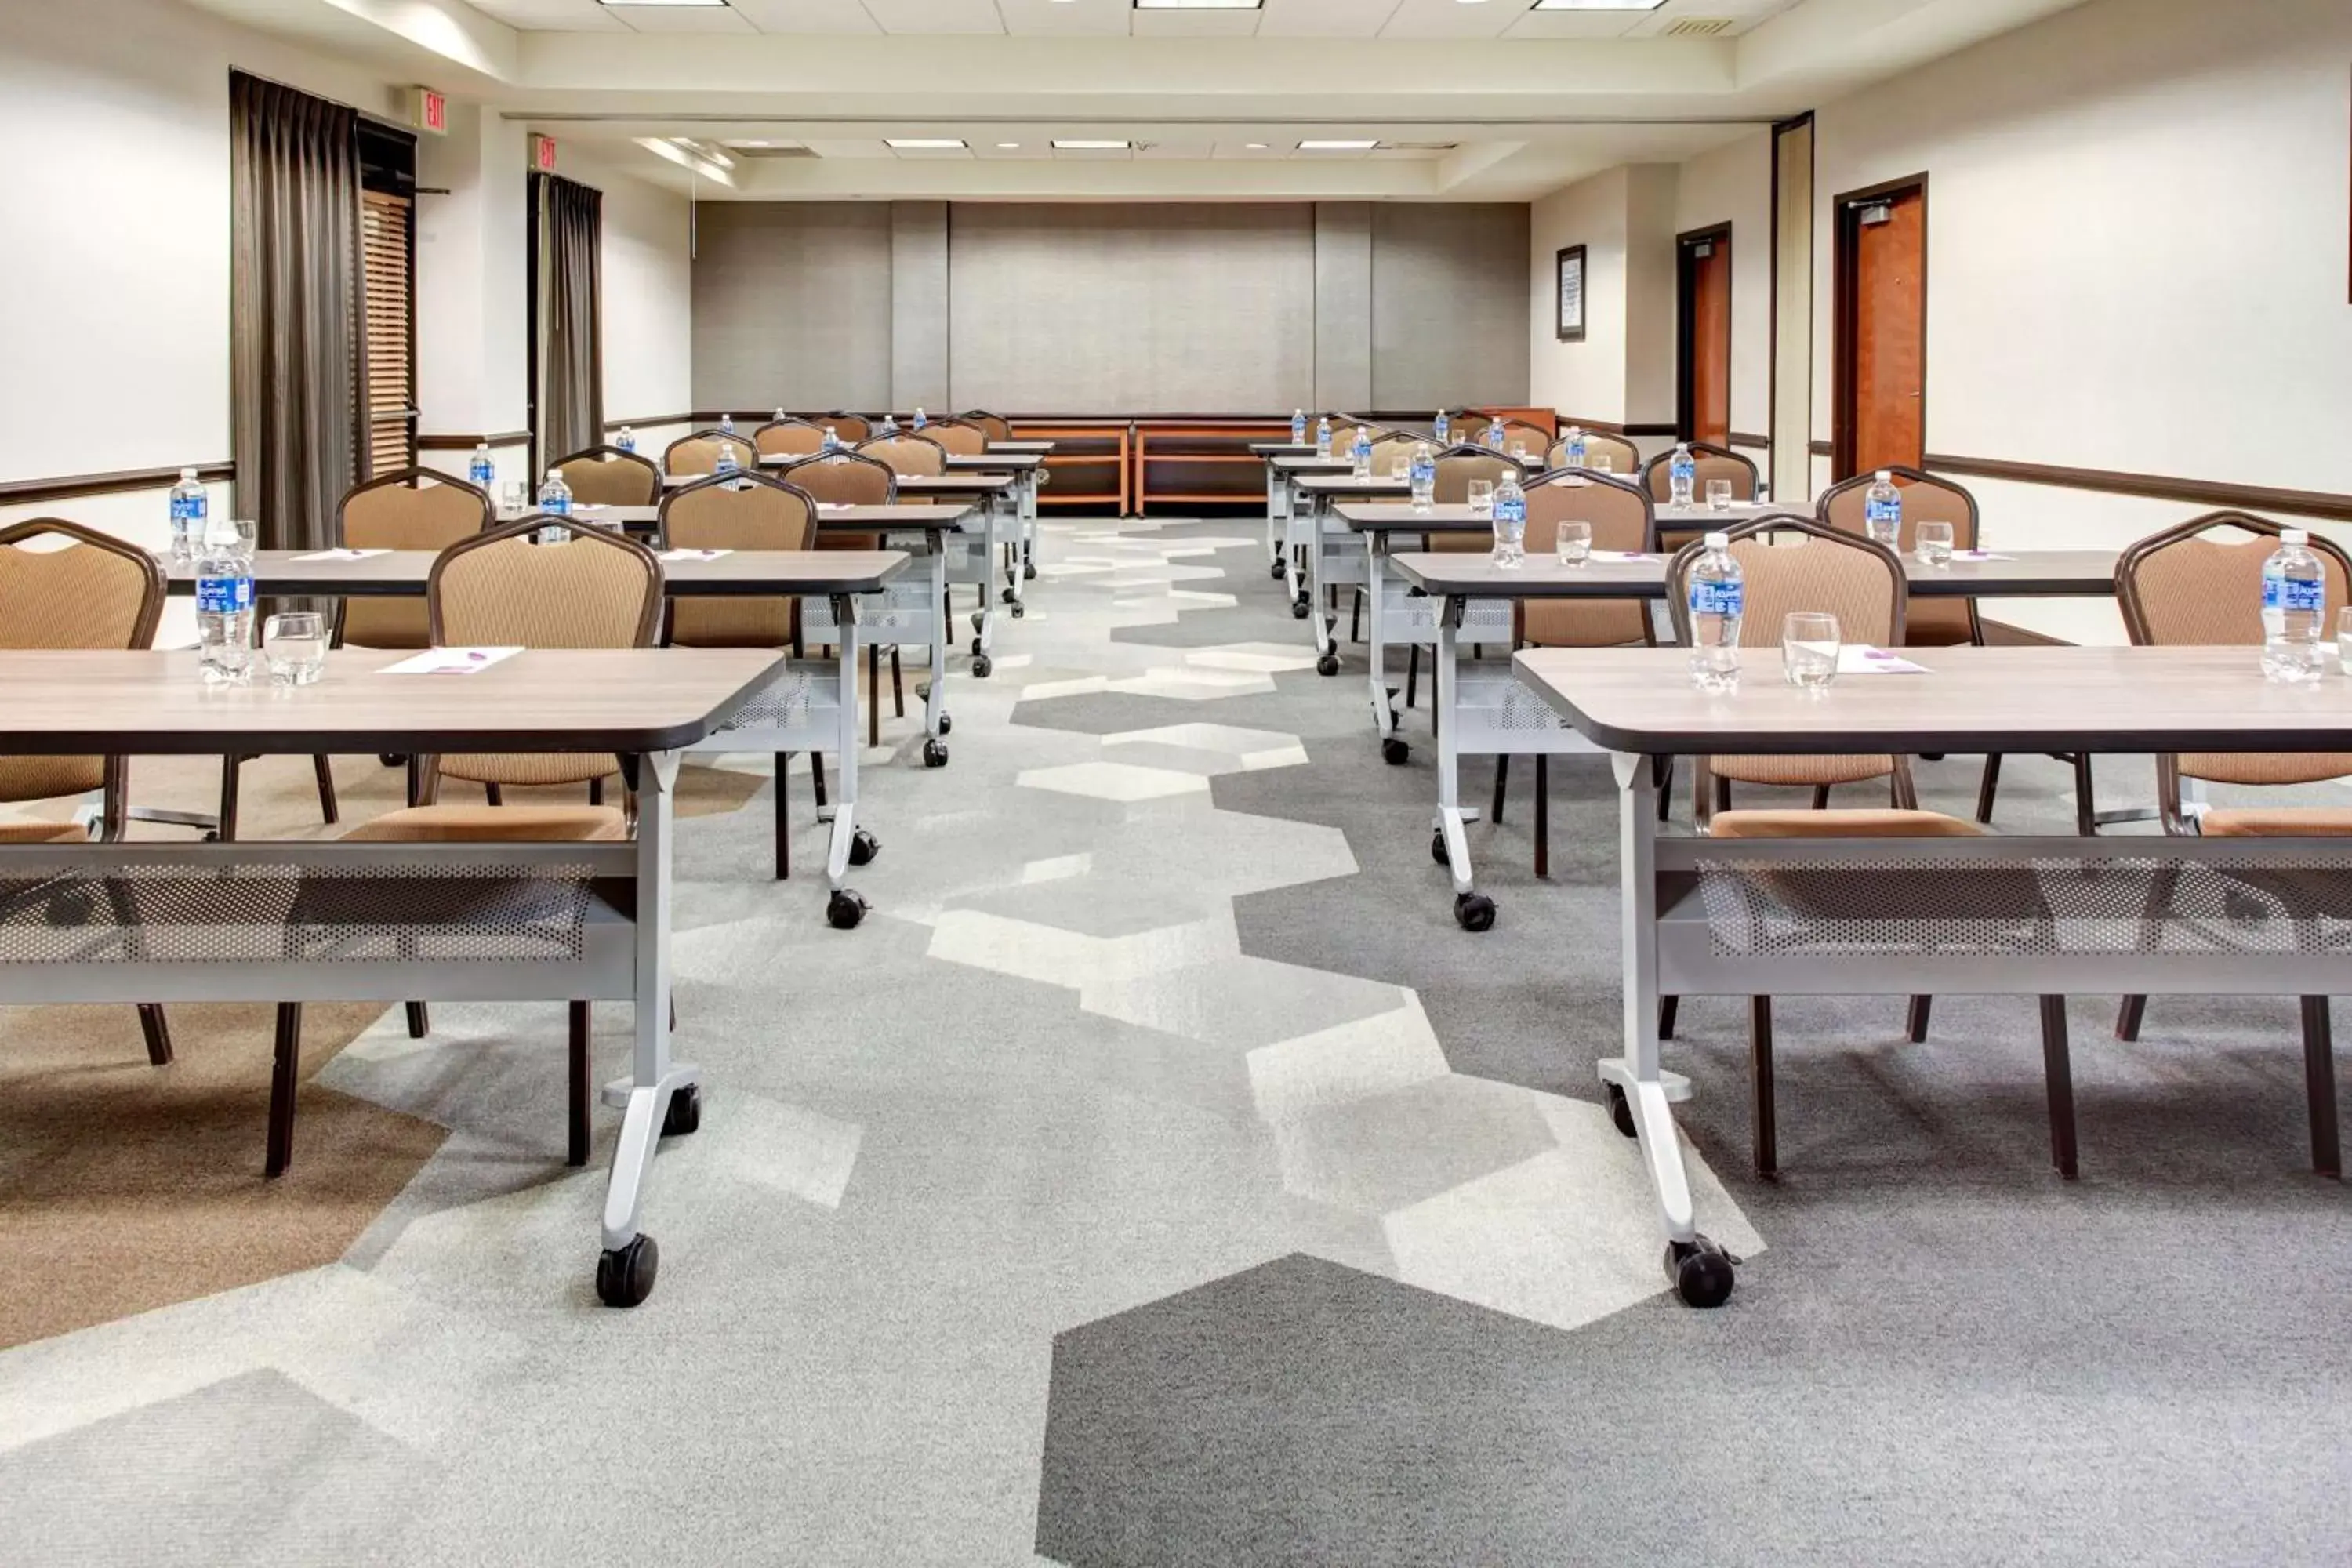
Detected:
[
  {"left": 1705, "top": 479, "right": 1734, "bottom": 513},
  {"left": 1590, "top": 454, "right": 1613, "bottom": 475},
  {"left": 263, "top": 612, "right": 328, "bottom": 687},
  {"left": 1466, "top": 480, "right": 1495, "bottom": 518},
  {"left": 1508, "top": 439, "right": 1530, "bottom": 460},
  {"left": 1915, "top": 521, "right": 1955, "bottom": 568},
  {"left": 2337, "top": 608, "right": 2352, "bottom": 672},
  {"left": 1555, "top": 521, "right": 1592, "bottom": 567},
  {"left": 1781, "top": 612, "right": 1840, "bottom": 691},
  {"left": 1388, "top": 452, "right": 1411, "bottom": 483},
  {"left": 501, "top": 479, "right": 529, "bottom": 514}
]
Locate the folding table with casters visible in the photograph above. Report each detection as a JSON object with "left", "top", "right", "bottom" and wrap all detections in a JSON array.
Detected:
[
  {"left": 1251, "top": 441, "right": 1319, "bottom": 580},
  {"left": 887, "top": 473, "right": 1020, "bottom": 680},
  {"left": 949, "top": 452, "right": 1044, "bottom": 612}
]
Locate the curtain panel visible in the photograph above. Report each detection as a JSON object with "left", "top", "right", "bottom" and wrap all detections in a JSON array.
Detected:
[
  {"left": 532, "top": 173, "right": 604, "bottom": 474},
  {"left": 230, "top": 71, "right": 361, "bottom": 558}
]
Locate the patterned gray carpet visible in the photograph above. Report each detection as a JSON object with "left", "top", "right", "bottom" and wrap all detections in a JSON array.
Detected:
[{"left": 1, "top": 516, "right": 2346, "bottom": 1566}]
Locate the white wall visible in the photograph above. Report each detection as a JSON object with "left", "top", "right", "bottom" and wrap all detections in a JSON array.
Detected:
[
  {"left": 1529, "top": 167, "right": 1631, "bottom": 425},
  {"left": 1671, "top": 130, "right": 1774, "bottom": 453},
  {"left": 561, "top": 145, "right": 694, "bottom": 429}
]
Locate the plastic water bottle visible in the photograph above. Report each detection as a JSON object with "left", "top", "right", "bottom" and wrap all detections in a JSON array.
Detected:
[
  {"left": 1669, "top": 443, "right": 1698, "bottom": 509},
  {"left": 1563, "top": 426, "right": 1588, "bottom": 470},
  {"left": 1434, "top": 409, "right": 1450, "bottom": 445},
  {"left": 879, "top": 412, "right": 899, "bottom": 438},
  {"left": 1686, "top": 531, "right": 1745, "bottom": 692},
  {"left": 913, "top": 407, "right": 927, "bottom": 430},
  {"left": 1490, "top": 467, "right": 1527, "bottom": 567},
  {"left": 1290, "top": 409, "right": 1307, "bottom": 445},
  {"left": 615, "top": 426, "right": 637, "bottom": 454},
  {"left": 194, "top": 517, "right": 254, "bottom": 685},
  {"left": 713, "top": 442, "right": 742, "bottom": 492},
  {"left": 2261, "top": 528, "right": 2328, "bottom": 684},
  {"left": 169, "top": 467, "right": 207, "bottom": 564},
  {"left": 773, "top": 407, "right": 787, "bottom": 423},
  {"left": 1485, "top": 421, "right": 1507, "bottom": 452},
  {"left": 1350, "top": 426, "right": 1373, "bottom": 480},
  {"left": 537, "top": 468, "right": 572, "bottom": 543},
  {"left": 1409, "top": 441, "right": 1436, "bottom": 515},
  {"left": 718, "top": 413, "right": 736, "bottom": 436},
  {"left": 822, "top": 426, "right": 843, "bottom": 461},
  {"left": 1315, "top": 415, "right": 1333, "bottom": 458},
  {"left": 1864, "top": 470, "right": 1902, "bottom": 546}
]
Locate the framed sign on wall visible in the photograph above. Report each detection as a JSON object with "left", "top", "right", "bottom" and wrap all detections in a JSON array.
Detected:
[{"left": 1556, "top": 244, "right": 1587, "bottom": 342}]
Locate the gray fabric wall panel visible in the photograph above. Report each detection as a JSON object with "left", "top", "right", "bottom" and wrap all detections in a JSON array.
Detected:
[
  {"left": 691, "top": 202, "right": 892, "bottom": 412},
  {"left": 1369, "top": 203, "right": 1532, "bottom": 411},
  {"left": 946, "top": 203, "right": 1316, "bottom": 412},
  {"left": 1312, "top": 202, "right": 1371, "bottom": 413},
  {"left": 890, "top": 201, "right": 949, "bottom": 412}
]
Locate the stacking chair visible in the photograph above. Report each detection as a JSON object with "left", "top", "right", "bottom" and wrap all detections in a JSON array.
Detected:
[
  {"left": 1663, "top": 515, "right": 1987, "bottom": 1176},
  {"left": 314, "top": 467, "right": 494, "bottom": 823},
  {"left": 1474, "top": 418, "right": 1549, "bottom": 457},
  {"left": 1643, "top": 441, "right": 1761, "bottom": 506},
  {"left": 823, "top": 412, "right": 872, "bottom": 443},
  {"left": 859, "top": 433, "right": 948, "bottom": 479},
  {"left": 1432, "top": 447, "right": 1516, "bottom": 508},
  {"left": 779, "top": 449, "right": 906, "bottom": 746},
  {"left": 1548, "top": 430, "right": 1642, "bottom": 477},
  {"left": 960, "top": 411, "right": 1012, "bottom": 445},
  {"left": 0, "top": 518, "right": 174, "bottom": 1065},
  {"left": 754, "top": 418, "right": 827, "bottom": 461},
  {"left": 2108, "top": 513, "right": 2350, "bottom": 1173},
  {"left": 554, "top": 445, "right": 661, "bottom": 507},
  {"left": 266, "top": 517, "right": 665, "bottom": 1178},
  {"left": 663, "top": 428, "right": 757, "bottom": 479},
  {"left": 924, "top": 419, "right": 988, "bottom": 458},
  {"left": 661, "top": 472, "right": 826, "bottom": 880}
]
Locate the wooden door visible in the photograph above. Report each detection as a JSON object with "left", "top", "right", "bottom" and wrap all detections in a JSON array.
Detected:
[
  {"left": 1678, "top": 228, "right": 1733, "bottom": 447},
  {"left": 1835, "top": 179, "right": 1926, "bottom": 479}
]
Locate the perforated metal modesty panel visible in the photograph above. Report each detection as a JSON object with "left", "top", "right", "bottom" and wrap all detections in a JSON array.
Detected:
[
  {"left": 1697, "top": 857, "right": 2352, "bottom": 960},
  {"left": 0, "top": 864, "right": 597, "bottom": 965},
  {"left": 714, "top": 665, "right": 828, "bottom": 732},
  {"left": 1456, "top": 671, "right": 1580, "bottom": 737}
]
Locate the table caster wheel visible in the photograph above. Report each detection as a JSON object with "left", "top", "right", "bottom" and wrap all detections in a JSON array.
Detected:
[
  {"left": 1666, "top": 1236, "right": 1737, "bottom": 1308},
  {"left": 1023, "top": 561, "right": 1036, "bottom": 581},
  {"left": 1454, "top": 891, "right": 1497, "bottom": 932},
  {"left": 1010, "top": 603, "right": 1025, "bottom": 619},
  {"left": 938, "top": 713, "right": 953, "bottom": 735},
  {"left": 1291, "top": 600, "right": 1309, "bottom": 620},
  {"left": 379, "top": 753, "right": 405, "bottom": 768},
  {"left": 973, "top": 655, "right": 993, "bottom": 678},
  {"left": 1382, "top": 737, "right": 1410, "bottom": 766},
  {"left": 596, "top": 1233, "right": 658, "bottom": 1308},
  {"left": 1430, "top": 829, "right": 1449, "bottom": 866},
  {"left": 1316, "top": 653, "right": 1340, "bottom": 677},
  {"left": 662, "top": 1083, "right": 701, "bottom": 1138},
  {"left": 924, "top": 739, "right": 949, "bottom": 768},
  {"left": 1606, "top": 1083, "right": 1638, "bottom": 1139},
  {"left": 826, "top": 889, "right": 869, "bottom": 929},
  {"left": 202, "top": 830, "right": 220, "bottom": 844},
  {"left": 1001, "top": 586, "right": 1018, "bottom": 604},
  {"left": 848, "top": 828, "right": 880, "bottom": 866},
  {"left": 970, "top": 612, "right": 985, "bottom": 633},
  {"left": 1269, "top": 559, "right": 1285, "bottom": 580}
]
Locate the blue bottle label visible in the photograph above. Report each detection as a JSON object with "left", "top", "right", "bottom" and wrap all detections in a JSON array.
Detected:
[
  {"left": 197, "top": 575, "right": 252, "bottom": 614},
  {"left": 1867, "top": 497, "right": 1901, "bottom": 526},
  {"left": 1673, "top": 457, "right": 1697, "bottom": 481},
  {"left": 617, "top": 434, "right": 635, "bottom": 452},
  {"left": 543, "top": 495, "right": 571, "bottom": 515},
  {"left": 1486, "top": 426, "right": 1504, "bottom": 448},
  {"left": 1410, "top": 458, "right": 1435, "bottom": 486},
  {"left": 2266, "top": 576, "right": 2324, "bottom": 614},
  {"left": 171, "top": 495, "right": 205, "bottom": 524},
  {"left": 1435, "top": 416, "right": 1450, "bottom": 443},
  {"left": 1494, "top": 495, "right": 1526, "bottom": 526},
  {"left": 1690, "top": 580, "right": 1744, "bottom": 617}
]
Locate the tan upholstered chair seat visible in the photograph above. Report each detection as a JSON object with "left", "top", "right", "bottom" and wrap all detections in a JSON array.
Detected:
[
  {"left": 0, "top": 818, "right": 89, "bottom": 843},
  {"left": 2180, "top": 751, "right": 2352, "bottom": 787},
  {"left": 342, "top": 804, "right": 627, "bottom": 842},
  {"left": 2195, "top": 808, "right": 2352, "bottom": 838},
  {"left": 1709, "top": 808, "right": 1986, "bottom": 839},
  {"left": 0, "top": 756, "right": 105, "bottom": 803},
  {"left": 1711, "top": 753, "right": 1901, "bottom": 789}
]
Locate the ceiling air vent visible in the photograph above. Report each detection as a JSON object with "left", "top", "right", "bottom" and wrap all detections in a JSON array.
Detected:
[
  {"left": 1662, "top": 17, "right": 1736, "bottom": 36},
  {"left": 733, "top": 144, "right": 817, "bottom": 159}
]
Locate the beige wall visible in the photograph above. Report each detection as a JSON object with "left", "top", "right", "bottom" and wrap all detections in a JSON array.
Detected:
[
  {"left": 1528, "top": 167, "right": 1632, "bottom": 426},
  {"left": 1671, "top": 130, "right": 1774, "bottom": 453}
]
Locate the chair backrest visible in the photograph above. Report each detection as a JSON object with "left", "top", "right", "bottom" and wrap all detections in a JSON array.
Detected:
[
  {"left": 662, "top": 472, "right": 818, "bottom": 649},
  {"left": 1644, "top": 442, "right": 1760, "bottom": 503},
  {"left": 1364, "top": 433, "right": 1421, "bottom": 477},
  {"left": 1432, "top": 448, "right": 1516, "bottom": 506},
  {"left": 824, "top": 412, "right": 872, "bottom": 442},
  {"left": 0, "top": 517, "right": 165, "bottom": 810},
  {"left": 554, "top": 445, "right": 661, "bottom": 507},
  {"left": 1489, "top": 419, "right": 1550, "bottom": 457},
  {"left": 755, "top": 418, "right": 826, "bottom": 459},
  {"left": 339, "top": 467, "right": 493, "bottom": 649},
  {"left": 1817, "top": 464, "right": 1979, "bottom": 645},
  {"left": 960, "top": 411, "right": 1012, "bottom": 445},
  {"left": 664, "top": 428, "right": 757, "bottom": 477},
  {"left": 1668, "top": 514, "right": 1905, "bottom": 651},
  {"left": 1515, "top": 474, "right": 1657, "bottom": 649},
  {"left": 1549, "top": 430, "right": 1642, "bottom": 477},
  {"left": 2118, "top": 512, "right": 2352, "bottom": 792},
  {"left": 781, "top": 449, "right": 895, "bottom": 550},
  {"left": 860, "top": 434, "right": 947, "bottom": 478},
  {"left": 925, "top": 419, "right": 988, "bottom": 457}
]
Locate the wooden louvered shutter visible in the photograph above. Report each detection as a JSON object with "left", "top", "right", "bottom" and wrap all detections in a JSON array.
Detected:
[{"left": 361, "top": 191, "right": 415, "bottom": 477}]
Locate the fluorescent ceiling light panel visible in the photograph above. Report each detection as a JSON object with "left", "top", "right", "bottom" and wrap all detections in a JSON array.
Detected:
[
  {"left": 1132, "top": 0, "right": 1262, "bottom": 9},
  {"left": 1298, "top": 140, "right": 1377, "bottom": 151},
  {"left": 1053, "top": 139, "right": 1131, "bottom": 150},
  {"left": 601, "top": 1, "right": 730, "bottom": 8},
  {"left": 885, "top": 138, "right": 967, "bottom": 149},
  {"left": 1529, "top": 0, "right": 1667, "bottom": 9}
]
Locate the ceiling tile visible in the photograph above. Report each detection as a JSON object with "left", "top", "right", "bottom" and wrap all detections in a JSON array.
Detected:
[
  {"left": 726, "top": 0, "right": 886, "bottom": 32},
  {"left": 1129, "top": 8, "right": 1266, "bottom": 38},
  {"left": 1255, "top": 0, "right": 1399, "bottom": 37},
  {"left": 1377, "top": 0, "right": 1520, "bottom": 40},
  {"left": 800, "top": 137, "right": 898, "bottom": 158},
  {"left": 466, "top": 0, "right": 630, "bottom": 31},
  {"left": 604, "top": 2, "right": 759, "bottom": 32},
  {"left": 859, "top": 0, "right": 1007, "bottom": 34},
  {"left": 994, "top": 0, "right": 1132, "bottom": 35},
  {"left": 1134, "top": 139, "right": 1215, "bottom": 159}
]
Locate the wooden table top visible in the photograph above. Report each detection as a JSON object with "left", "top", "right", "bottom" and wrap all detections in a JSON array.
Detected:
[
  {"left": 166, "top": 550, "right": 909, "bottom": 598},
  {"left": 669, "top": 470, "right": 1005, "bottom": 496},
  {"left": 1514, "top": 644, "right": 2352, "bottom": 757},
  {"left": 0, "top": 648, "right": 788, "bottom": 757},
  {"left": 1386, "top": 549, "right": 2120, "bottom": 600},
  {"left": 947, "top": 453, "right": 1041, "bottom": 470},
  {"left": 496, "top": 503, "right": 969, "bottom": 532},
  {"left": 1279, "top": 452, "right": 1544, "bottom": 476},
  {"left": 988, "top": 441, "right": 1055, "bottom": 455}
]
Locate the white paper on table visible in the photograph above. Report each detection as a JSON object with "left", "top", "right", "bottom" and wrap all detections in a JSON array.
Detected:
[
  {"left": 291, "top": 548, "right": 388, "bottom": 562},
  {"left": 1949, "top": 550, "right": 2016, "bottom": 561},
  {"left": 377, "top": 646, "right": 524, "bottom": 676},
  {"left": 1836, "top": 645, "right": 1931, "bottom": 675},
  {"left": 1589, "top": 550, "right": 1664, "bottom": 562},
  {"left": 659, "top": 547, "right": 733, "bottom": 561},
  {"left": 816, "top": 502, "right": 853, "bottom": 512}
]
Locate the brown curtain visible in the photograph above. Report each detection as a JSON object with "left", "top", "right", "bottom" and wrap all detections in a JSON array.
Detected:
[
  {"left": 533, "top": 173, "right": 604, "bottom": 474},
  {"left": 230, "top": 71, "right": 361, "bottom": 557}
]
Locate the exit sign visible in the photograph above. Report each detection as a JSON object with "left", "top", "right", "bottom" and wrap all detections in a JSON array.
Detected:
[
  {"left": 532, "top": 135, "right": 558, "bottom": 172},
  {"left": 410, "top": 86, "right": 447, "bottom": 135}
]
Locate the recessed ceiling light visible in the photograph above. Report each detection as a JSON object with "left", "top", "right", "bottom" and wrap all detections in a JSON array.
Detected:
[
  {"left": 885, "top": 138, "right": 967, "bottom": 150},
  {"left": 1131, "top": 0, "right": 1262, "bottom": 9},
  {"left": 599, "top": 0, "right": 730, "bottom": 7},
  {"left": 1530, "top": 0, "right": 1668, "bottom": 9},
  {"left": 996, "top": 142, "right": 1021, "bottom": 149},
  {"left": 1245, "top": 142, "right": 1268, "bottom": 150},
  {"left": 1298, "top": 140, "right": 1377, "bottom": 151},
  {"left": 1052, "top": 139, "right": 1131, "bottom": 150}
]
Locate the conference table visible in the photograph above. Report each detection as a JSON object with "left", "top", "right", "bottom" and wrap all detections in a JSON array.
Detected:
[
  {"left": 1510, "top": 642, "right": 2352, "bottom": 1308},
  {"left": 1383, "top": 545, "right": 2127, "bottom": 932},
  {"left": 166, "top": 549, "right": 909, "bottom": 919},
  {"left": 0, "top": 644, "right": 809, "bottom": 1308}
]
